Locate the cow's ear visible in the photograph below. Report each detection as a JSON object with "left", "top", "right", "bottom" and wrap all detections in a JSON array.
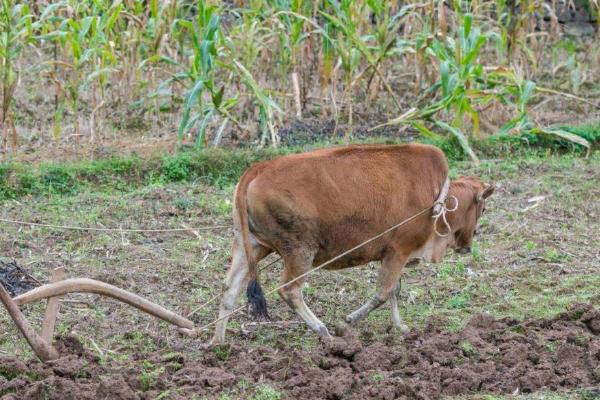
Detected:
[{"left": 476, "top": 184, "right": 494, "bottom": 203}]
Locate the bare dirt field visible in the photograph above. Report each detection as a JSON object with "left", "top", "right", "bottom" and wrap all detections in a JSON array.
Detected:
[{"left": 1, "top": 152, "right": 599, "bottom": 399}]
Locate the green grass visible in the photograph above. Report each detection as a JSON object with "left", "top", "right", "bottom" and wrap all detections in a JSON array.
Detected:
[
  {"left": 1, "top": 122, "right": 598, "bottom": 202},
  {"left": 249, "top": 385, "right": 283, "bottom": 400}
]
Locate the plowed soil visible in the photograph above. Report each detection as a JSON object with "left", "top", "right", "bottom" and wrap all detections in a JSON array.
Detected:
[{"left": 2, "top": 304, "right": 599, "bottom": 400}]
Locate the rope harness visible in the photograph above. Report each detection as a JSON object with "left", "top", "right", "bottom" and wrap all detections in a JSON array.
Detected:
[
  {"left": 433, "top": 196, "right": 459, "bottom": 237},
  {"left": 432, "top": 177, "right": 458, "bottom": 237}
]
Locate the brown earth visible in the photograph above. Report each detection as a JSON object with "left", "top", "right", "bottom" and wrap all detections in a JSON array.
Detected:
[{"left": 1, "top": 304, "right": 599, "bottom": 400}]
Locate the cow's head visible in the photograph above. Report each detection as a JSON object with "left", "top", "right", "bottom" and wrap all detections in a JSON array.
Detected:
[
  {"left": 413, "top": 176, "right": 494, "bottom": 264},
  {"left": 444, "top": 176, "right": 494, "bottom": 254}
]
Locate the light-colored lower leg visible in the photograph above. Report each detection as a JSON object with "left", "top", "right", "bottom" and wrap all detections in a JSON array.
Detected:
[
  {"left": 211, "top": 238, "right": 269, "bottom": 344},
  {"left": 278, "top": 251, "right": 330, "bottom": 338},
  {"left": 211, "top": 263, "right": 247, "bottom": 344},
  {"left": 346, "top": 253, "right": 408, "bottom": 326},
  {"left": 280, "top": 284, "right": 331, "bottom": 338},
  {"left": 390, "top": 281, "right": 409, "bottom": 333},
  {"left": 346, "top": 293, "right": 387, "bottom": 325}
]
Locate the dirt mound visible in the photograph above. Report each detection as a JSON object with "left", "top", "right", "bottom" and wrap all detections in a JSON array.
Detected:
[{"left": 2, "top": 304, "right": 600, "bottom": 399}]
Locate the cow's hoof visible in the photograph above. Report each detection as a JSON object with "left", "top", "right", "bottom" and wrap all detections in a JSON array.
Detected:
[
  {"left": 208, "top": 336, "right": 224, "bottom": 346},
  {"left": 345, "top": 315, "right": 358, "bottom": 326},
  {"left": 387, "top": 323, "right": 409, "bottom": 335},
  {"left": 179, "top": 328, "right": 199, "bottom": 337},
  {"left": 316, "top": 325, "right": 332, "bottom": 340}
]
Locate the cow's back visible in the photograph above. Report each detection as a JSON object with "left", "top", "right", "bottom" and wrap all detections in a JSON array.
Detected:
[{"left": 244, "top": 144, "right": 448, "bottom": 267}]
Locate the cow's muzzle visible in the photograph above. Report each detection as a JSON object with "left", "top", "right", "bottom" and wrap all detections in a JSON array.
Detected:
[{"left": 455, "top": 247, "right": 471, "bottom": 254}]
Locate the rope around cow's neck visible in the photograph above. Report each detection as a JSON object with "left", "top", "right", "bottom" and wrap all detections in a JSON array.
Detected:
[
  {"left": 182, "top": 196, "right": 458, "bottom": 337},
  {"left": 432, "top": 195, "right": 459, "bottom": 237}
]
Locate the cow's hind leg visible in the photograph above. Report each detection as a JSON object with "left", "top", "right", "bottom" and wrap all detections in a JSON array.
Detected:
[
  {"left": 278, "top": 251, "right": 331, "bottom": 338},
  {"left": 211, "top": 236, "right": 270, "bottom": 344},
  {"left": 389, "top": 280, "right": 409, "bottom": 333},
  {"left": 346, "top": 252, "right": 408, "bottom": 326}
]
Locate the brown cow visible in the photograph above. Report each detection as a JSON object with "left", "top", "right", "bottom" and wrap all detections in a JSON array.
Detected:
[{"left": 211, "top": 144, "right": 493, "bottom": 343}]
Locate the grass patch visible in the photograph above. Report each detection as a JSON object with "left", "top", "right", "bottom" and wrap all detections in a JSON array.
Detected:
[
  {"left": 1, "top": 122, "right": 598, "bottom": 202},
  {"left": 250, "top": 385, "right": 283, "bottom": 400}
]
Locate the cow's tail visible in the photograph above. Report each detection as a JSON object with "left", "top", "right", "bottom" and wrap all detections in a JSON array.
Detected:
[{"left": 235, "top": 166, "right": 269, "bottom": 320}]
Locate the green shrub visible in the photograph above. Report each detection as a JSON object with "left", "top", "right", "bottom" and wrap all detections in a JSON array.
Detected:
[
  {"left": 162, "top": 153, "right": 191, "bottom": 182},
  {"left": 40, "top": 165, "right": 76, "bottom": 194}
]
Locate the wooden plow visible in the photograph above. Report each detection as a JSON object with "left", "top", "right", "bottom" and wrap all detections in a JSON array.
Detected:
[{"left": 0, "top": 267, "right": 194, "bottom": 362}]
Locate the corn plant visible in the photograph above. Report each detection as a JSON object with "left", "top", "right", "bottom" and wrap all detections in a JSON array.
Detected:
[
  {"left": 374, "top": 13, "right": 488, "bottom": 162},
  {"left": 175, "top": 3, "right": 226, "bottom": 147},
  {"left": 142, "top": 3, "right": 240, "bottom": 147},
  {"left": 0, "top": 0, "right": 35, "bottom": 151},
  {"left": 491, "top": 69, "right": 590, "bottom": 151},
  {"left": 271, "top": 0, "right": 309, "bottom": 76},
  {"left": 317, "top": 2, "right": 368, "bottom": 138},
  {"left": 39, "top": 1, "right": 123, "bottom": 141},
  {"left": 0, "top": 0, "right": 594, "bottom": 153},
  {"left": 373, "top": 10, "right": 582, "bottom": 162},
  {"left": 232, "top": 59, "right": 282, "bottom": 147}
]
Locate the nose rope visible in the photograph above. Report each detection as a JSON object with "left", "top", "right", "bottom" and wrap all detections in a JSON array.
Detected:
[{"left": 432, "top": 195, "right": 458, "bottom": 237}]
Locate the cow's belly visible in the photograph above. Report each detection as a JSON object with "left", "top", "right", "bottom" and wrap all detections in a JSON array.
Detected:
[
  {"left": 407, "top": 235, "right": 448, "bottom": 263},
  {"left": 310, "top": 231, "right": 445, "bottom": 270},
  {"left": 313, "top": 241, "right": 388, "bottom": 271}
]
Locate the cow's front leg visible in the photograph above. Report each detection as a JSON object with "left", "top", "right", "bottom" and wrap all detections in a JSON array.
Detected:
[
  {"left": 346, "top": 252, "right": 408, "bottom": 326},
  {"left": 279, "top": 252, "right": 331, "bottom": 339},
  {"left": 389, "top": 280, "right": 409, "bottom": 333}
]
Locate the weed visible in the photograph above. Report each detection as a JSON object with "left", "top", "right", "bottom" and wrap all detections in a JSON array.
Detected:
[
  {"left": 471, "top": 243, "right": 482, "bottom": 262},
  {"left": 545, "top": 341, "right": 558, "bottom": 353},
  {"left": 155, "top": 390, "right": 173, "bottom": 400},
  {"left": 0, "top": 128, "right": 597, "bottom": 202},
  {"left": 525, "top": 241, "right": 537, "bottom": 251},
  {"left": 139, "top": 361, "right": 165, "bottom": 392},
  {"left": 174, "top": 198, "right": 192, "bottom": 211},
  {"left": 40, "top": 165, "right": 76, "bottom": 195},
  {"left": 447, "top": 292, "right": 470, "bottom": 309},
  {"left": 460, "top": 340, "right": 477, "bottom": 357},
  {"left": 581, "top": 388, "right": 600, "bottom": 400},
  {"left": 0, "top": 364, "right": 20, "bottom": 380},
  {"left": 212, "top": 344, "right": 231, "bottom": 361},
  {"left": 544, "top": 248, "right": 562, "bottom": 262},
  {"left": 303, "top": 285, "right": 316, "bottom": 296},
  {"left": 371, "top": 372, "right": 385, "bottom": 382},
  {"left": 250, "top": 384, "right": 282, "bottom": 400},
  {"left": 593, "top": 365, "right": 600, "bottom": 381},
  {"left": 162, "top": 154, "right": 191, "bottom": 182}
]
